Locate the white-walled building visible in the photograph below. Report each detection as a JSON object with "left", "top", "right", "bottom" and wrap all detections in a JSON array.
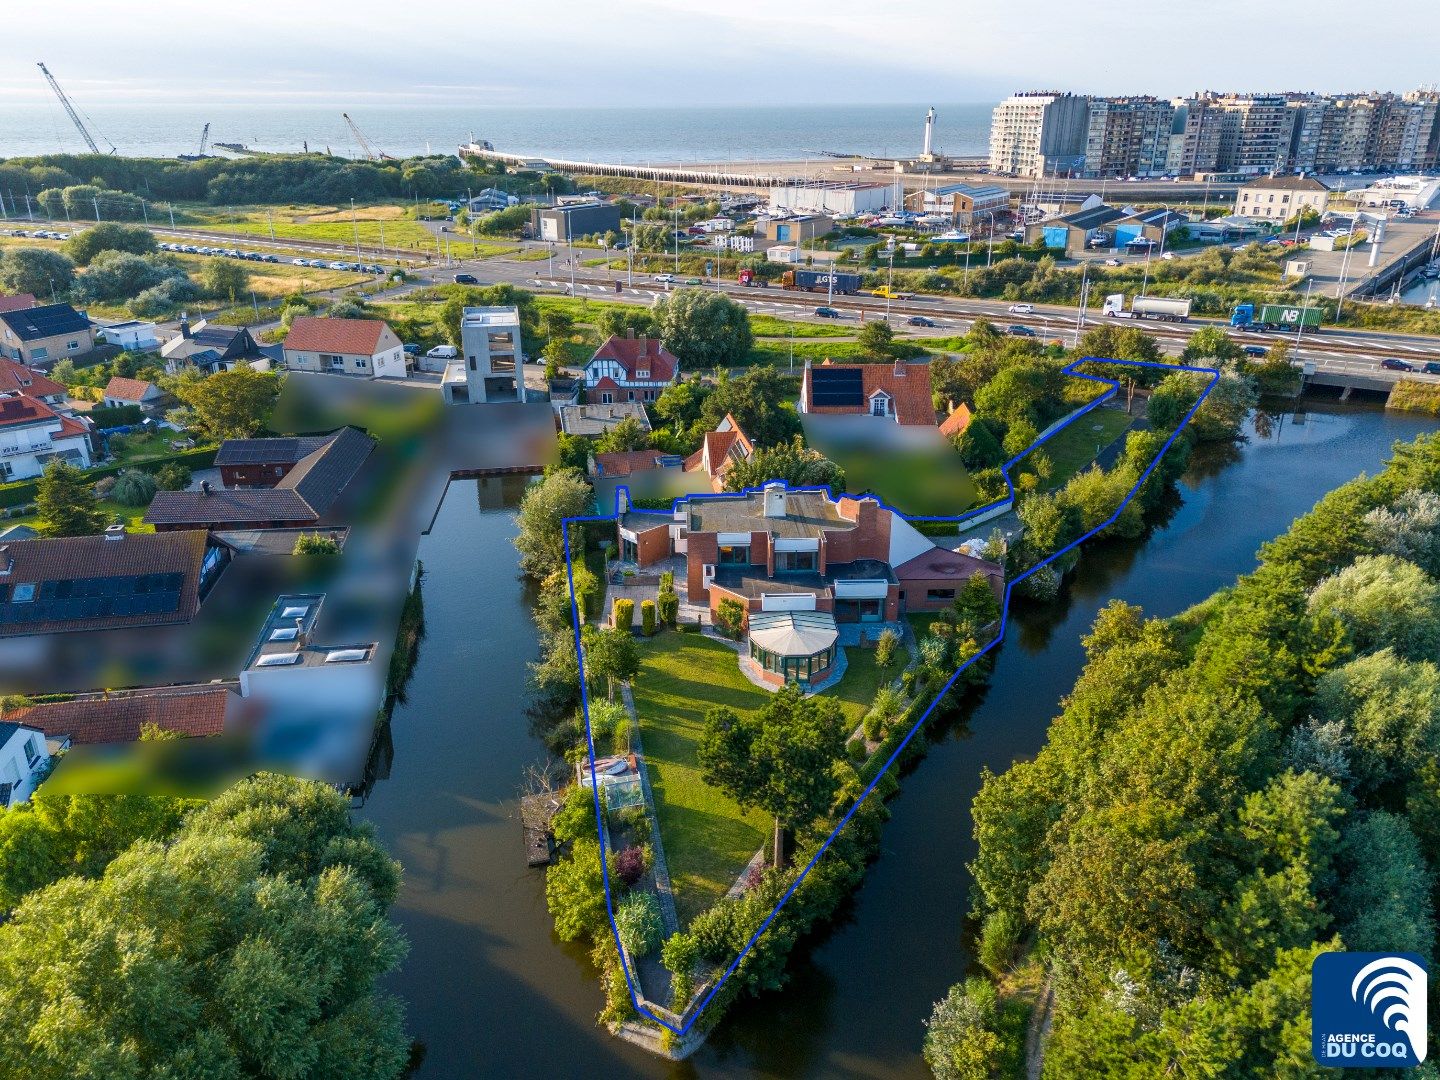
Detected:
[
  {"left": 1234, "top": 174, "right": 1331, "bottom": 221},
  {"left": 0, "top": 391, "right": 92, "bottom": 481},
  {"left": 0, "top": 720, "right": 52, "bottom": 806},
  {"left": 96, "top": 320, "right": 160, "bottom": 351},
  {"left": 282, "top": 317, "right": 406, "bottom": 379},
  {"left": 767, "top": 182, "right": 892, "bottom": 216}
]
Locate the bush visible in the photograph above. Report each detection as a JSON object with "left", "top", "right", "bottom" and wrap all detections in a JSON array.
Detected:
[
  {"left": 640, "top": 599, "right": 656, "bottom": 636},
  {"left": 612, "top": 597, "right": 635, "bottom": 631},
  {"left": 847, "top": 736, "right": 868, "bottom": 763},
  {"left": 615, "top": 892, "right": 663, "bottom": 958},
  {"left": 109, "top": 469, "right": 158, "bottom": 507},
  {"left": 89, "top": 404, "right": 144, "bottom": 429},
  {"left": 153, "top": 461, "right": 192, "bottom": 491},
  {"left": 659, "top": 570, "right": 674, "bottom": 592},
  {"left": 613, "top": 846, "right": 647, "bottom": 887},
  {"left": 874, "top": 628, "right": 900, "bottom": 669},
  {"left": 863, "top": 712, "right": 885, "bottom": 742},
  {"left": 715, "top": 598, "right": 746, "bottom": 639},
  {"left": 657, "top": 589, "right": 679, "bottom": 628},
  {"left": 977, "top": 909, "right": 1022, "bottom": 977},
  {"left": 293, "top": 532, "right": 341, "bottom": 555},
  {"left": 93, "top": 475, "right": 117, "bottom": 498}
]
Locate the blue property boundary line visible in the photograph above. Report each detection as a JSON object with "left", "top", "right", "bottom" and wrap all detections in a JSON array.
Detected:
[{"left": 560, "top": 356, "right": 1220, "bottom": 1036}]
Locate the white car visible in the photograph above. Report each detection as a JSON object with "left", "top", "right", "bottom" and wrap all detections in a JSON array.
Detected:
[
  {"left": 1008, "top": 303, "right": 1034, "bottom": 315},
  {"left": 1161, "top": 252, "right": 1176, "bottom": 261},
  {"left": 654, "top": 273, "right": 675, "bottom": 284}
]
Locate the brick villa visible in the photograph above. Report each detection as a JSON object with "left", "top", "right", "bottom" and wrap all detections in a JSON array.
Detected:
[
  {"left": 582, "top": 333, "right": 679, "bottom": 405},
  {"left": 617, "top": 482, "right": 1003, "bottom": 687}
]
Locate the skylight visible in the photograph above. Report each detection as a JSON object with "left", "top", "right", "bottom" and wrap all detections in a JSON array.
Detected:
[
  {"left": 269, "top": 627, "right": 299, "bottom": 641},
  {"left": 324, "top": 648, "right": 369, "bottom": 664},
  {"left": 280, "top": 605, "right": 309, "bottom": 619},
  {"left": 256, "top": 653, "right": 301, "bottom": 667}
]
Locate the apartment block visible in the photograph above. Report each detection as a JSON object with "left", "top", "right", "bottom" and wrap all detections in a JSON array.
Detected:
[{"left": 988, "top": 92, "right": 1090, "bottom": 178}]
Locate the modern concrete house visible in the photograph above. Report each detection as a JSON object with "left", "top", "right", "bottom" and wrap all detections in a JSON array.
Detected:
[
  {"left": 443, "top": 306, "right": 528, "bottom": 404},
  {"left": 282, "top": 317, "right": 406, "bottom": 379}
]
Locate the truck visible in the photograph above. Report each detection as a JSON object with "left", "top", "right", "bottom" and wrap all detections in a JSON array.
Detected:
[
  {"left": 780, "top": 269, "right": 862, "bottom": 295},
  {"left": 1101, "top": 293, "right": 1192, "bottom": 322},
  {"left": 1230, "top": 303, "right": 1323, "bottom": 332}
]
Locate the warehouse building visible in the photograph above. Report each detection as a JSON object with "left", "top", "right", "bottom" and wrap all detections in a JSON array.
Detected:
[
  {"left": 530, "top": 201, "right": 623, "bottom": 242},
  {"left": 756, "top": 215, "right": 834, "bottom": 245},
  {"left": 767, "top": 182, "right": 892, "bottom": 217},
  {"left": 904, "top": 183, "right": 1010, "bottom": 226},
  {"left": 1026, "top": 202, "right": 1126, "bottom": 252}
]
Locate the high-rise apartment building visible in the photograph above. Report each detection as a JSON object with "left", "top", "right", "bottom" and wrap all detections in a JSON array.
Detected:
[
  {"left": 1081, "top": 96, "right": 1175, "bottom": 177},
  {"left": 988, "top": 92, "right": 1090, "bottom": 178}
]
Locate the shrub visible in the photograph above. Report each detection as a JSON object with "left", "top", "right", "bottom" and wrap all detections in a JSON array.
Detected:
[
  {"left": 93, "top": 475, "right": 117, "bottom": 498},
  {"left": 640, "top": 599, "right": 656, "bottom": 636},
  {"left": 613, "top": 846, "right": 647, "bottom": 887},
  {"left": 874, "top": 627, "right": 900, "bottom": 668},
  {"left": 152, "top": 461, "right": 192, "bottom": 491},
  {"left": 109, "top": 469, "right": 158, "bottom": 507},
  {"left": 977, "top": 909, "right": 1022, "bottom": 977},
  {"left": 657, "top": 589, "right": 679, "bottom": 628},
  {"left": 292, "top": 532, "right": 341, "bottom": 555},
  {"left": 612, "top": 597, "right": 635, "bottom": 631},
  {"left": 586, "top": 699, "right": 626, "bottom": 747},
  {"left": 715, "top": 598, "right": 746, "bottom": 639},
  {"left": 863, "top": 712, "right": 885, "bottom": 742},
  {"left": 89, "top": 404, "right": 144, "bottom": 429},
  {"left": 847, "top": 736, "right": 868, "bottom": 763},
  {"left": 615, "top": 892, "right": 663, "bottom": 958},
  {"left": 659, "top": 570, "right": 674, "bottom": 592}
]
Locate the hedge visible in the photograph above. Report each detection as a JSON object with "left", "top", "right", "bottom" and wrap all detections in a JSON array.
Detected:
[
  {"left": 88, "top": 404, "right": 145, "bottom": 429},
  {"left": 0, "top": 445, "right": 219, "bottom": 509},
  {"left": 612, "top": 597, "right": 635, "bottom": 631},
  {"left": 640, "top": 599, "right": 656, "bottom": 636}
]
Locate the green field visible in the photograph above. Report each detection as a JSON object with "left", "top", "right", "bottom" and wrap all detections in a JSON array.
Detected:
[
  {"left": 631, "top": 632, "right": 772, "bottom": 925},
  {"left": 1027, "top": 406, "right": 1135, "bottom": 489},
  {"left": 748, "top": 314, "right": 856, "bottom": 339},
  {"left": 176, "top": 203, "right": 438, "bottom": 249}
]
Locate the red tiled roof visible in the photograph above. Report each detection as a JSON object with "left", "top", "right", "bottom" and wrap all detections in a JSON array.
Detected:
[
  {"left": 894, "top": 545, "right": 1002, "bottom": 585},
  {"left": 283, "top": 316, "right": 392, "bottom": 356},
  {"left": 6, "top": 686, "right": 233, "bottom": 745},
  {"left": 0, "top": 393, "right": 87, "bottom": 438},
  {"left": 591, "top": 376, "right": 622, "bottom": 391},
  {"left": 103, "top": 376, "right": 159, "bottom": 402},
  {"left": 0, "top": 358, "right": 64, "bottom": 399},
  {"left": 684, "top": 414, "right": 754, "bottom": 483},
  {"left": 939, "top": 402, "right": 973, "bottom": 439},
  {"left": 594, "top": 450, "right": 670, "bottom": 477},
  {"left": 589, "top": 335, "right": 679, "bottom": 382},
  {"left": 0, "top": 294, "right": 36, "bottom": 314},
  {"left": 805, "top": 361, "right": 937, "bottom": 426}
]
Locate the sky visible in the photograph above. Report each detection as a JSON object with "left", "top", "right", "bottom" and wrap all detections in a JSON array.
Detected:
[{"left": 3, "top": 0, "right": 1437, "bottom": 107}]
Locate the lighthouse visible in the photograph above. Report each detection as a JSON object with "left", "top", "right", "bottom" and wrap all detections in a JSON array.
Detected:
[{"left": 922, "top": 106, "right": 936, "bottom": 158}]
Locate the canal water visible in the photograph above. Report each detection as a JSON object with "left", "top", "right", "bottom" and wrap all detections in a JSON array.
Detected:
[{"left": 363, "top": 402, "right": 1435, "bottom": 1079}]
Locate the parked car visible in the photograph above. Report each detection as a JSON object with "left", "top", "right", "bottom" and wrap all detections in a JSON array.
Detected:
[
  {"left": 1006, "top": 324, "right": 1036, "bottom": 337},
  {"left": 653, "top": 274, "right": 675, "bottom": 284},
  {"left": 1160, "top": 252, "right": 1176, "bottom": 260},
  {"left": 1381, "top": 358, "right": 1415, "bottom": 372},
  {"left": 426, "top": 345, "right": 459, "bottom": 360},
  {"left": 1104, "top": 258, "right": 1122, "bottom": 266},
  {"left": 906, "top": 316, "right": 936, "bottom": 327},
  {"left": 453, "top": 273, "right": 478, "bottom": 284},
  {"left": 1007, "top": 303, "right": 1034, "bottom": 315},
  {"left": 814, "top": 307, "right": 842, "bottom": 319},
  {"left": 1424, "top": 362, "right": 1440, "bottom": 375},
  {"left": 1243, "top": 345, "right": 1267, "bottom": 357}
]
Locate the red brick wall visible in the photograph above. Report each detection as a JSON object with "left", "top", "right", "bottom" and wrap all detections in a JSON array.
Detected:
[
  {"left": 687, "top": 533, "right": 718, "bottom": 601},
  {"left": 823, "top": 498, "right": 890, "bottom": 566}
]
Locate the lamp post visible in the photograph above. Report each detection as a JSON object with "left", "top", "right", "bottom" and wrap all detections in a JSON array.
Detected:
[
  {"left": 1294, "top": 277, "right": 1315, "bottom": 362},
  {"left": 1073, "top": 262, "right": 1091, "bottom": 348},
  {"left": 885, "top": 247, "right": 896, "bottom": 319}
]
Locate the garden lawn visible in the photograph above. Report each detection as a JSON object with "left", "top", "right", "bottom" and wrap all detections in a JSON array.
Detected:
[
  {"left": 1028, "top": 406, "right": 1134, "bottom": 489},
  {"left": 748, "top": 314, "right": 855, "bottom": 339},
  {"left": 825, "top": 649, "right": 894, "bottom": 730},
  {"left": 630, "top": 631, "right": 771, "bottom": 926}
]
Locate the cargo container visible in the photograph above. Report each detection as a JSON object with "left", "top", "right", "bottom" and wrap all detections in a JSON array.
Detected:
[
  {"left": 780, "top": 269, "right": 861, "bottom": 294},
  {"left": 1101, "top": 293, "right": 1191, "bottom": 321},
  {"left": 1230, "top": 303, "right": 1323, "bottom": 332}
]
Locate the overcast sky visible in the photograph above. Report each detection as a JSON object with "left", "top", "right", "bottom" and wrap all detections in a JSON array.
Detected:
[{"left": 4, "top": 0, "right": 1437, "bottom": 107}]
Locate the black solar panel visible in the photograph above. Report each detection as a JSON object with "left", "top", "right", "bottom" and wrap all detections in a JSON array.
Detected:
[
  {"left": 0, "top": 572, "right": 185, "bottom": 625},
  {"left": 810, "top": 367, "right": 864, "bottom": 408}
]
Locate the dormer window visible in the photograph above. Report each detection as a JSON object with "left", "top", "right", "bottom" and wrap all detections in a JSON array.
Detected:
[{"left": 636, "top": 369, "right": 649, "bottom": 379}]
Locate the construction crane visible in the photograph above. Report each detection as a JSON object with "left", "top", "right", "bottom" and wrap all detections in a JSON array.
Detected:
[
  {"left": 179, "top": 123, "right": 211, "bottom": 161},
  {"left": 36, "top": 61, "right": 115, "bottom": 155},
  {"left": 341, "top": 112, "right": 393, "bottom": 161}
]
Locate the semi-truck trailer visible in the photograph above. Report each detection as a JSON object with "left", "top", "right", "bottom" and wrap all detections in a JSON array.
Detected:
[
  {"left": 1101, "top": 293, "right": 1192, "bottom": 321},
  {"left": 780, "top": 269, "right": 861, "bottom": 294},
  {"left": 1230, "top": 303, "right": 1323, "bottom": 332}
]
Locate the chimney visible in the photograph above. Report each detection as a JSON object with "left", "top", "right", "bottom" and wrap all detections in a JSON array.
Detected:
[
  {"left": 103, "top": 523, "right": 126, "bottom": 541},
  {"left": 200, "top": 479, "right": 211, "bottom": 496},
  {"left": 893, "top": 359, "right": 906, "bottom": 377},
  {"left": 292, "top": 616, "right": 308, "bottom": 652},
  {"left": 763, "top": 481, "right": 787, "bottom": 519},
  {"left": 626, "top": 327, "right": 635, "bottom": 339},
  {"left": 0, "top": 545, "right": 10, "bottom": 576},
  {"left": 638, "top": 334, "right": 648, "bottom": 357},
  {"left": 180, "top": 314, "right": 192, "bottom": 339}
]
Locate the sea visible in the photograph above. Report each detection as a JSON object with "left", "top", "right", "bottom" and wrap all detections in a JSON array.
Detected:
[{"left": 0, "top": 102, "right": 994, "bottom": 165}]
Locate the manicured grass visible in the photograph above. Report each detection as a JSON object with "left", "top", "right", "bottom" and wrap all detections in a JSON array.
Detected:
[
  {"left": 631, "top": 631, "right": 771, "bottom": 926},
  {"left": 1029, "top": 407, "right": 1134, "bottom": 489},
  {"left": 630, "top": 630, "right": 900, "bottom": 924},
  {"left": 748, "top": 314, "right": 855, "bottom": 339},
  {"left": 906, "top": 611, "right": 941, "bottom": 639},
  {"left": 5, "top": 500, "right": 154, "bottom": 535},
  {"left": 826, "top": 649, "right": 894, "bottom": 729}
]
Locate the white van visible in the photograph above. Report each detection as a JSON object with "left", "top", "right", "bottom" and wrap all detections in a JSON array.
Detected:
[{"left": 426, "top": 345, "right": 459, "bottom": 360}]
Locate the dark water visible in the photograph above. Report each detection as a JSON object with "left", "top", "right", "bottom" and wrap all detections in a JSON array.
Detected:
[{"left": 365, "top": 402, "right": 1435, "bottom": 1080}]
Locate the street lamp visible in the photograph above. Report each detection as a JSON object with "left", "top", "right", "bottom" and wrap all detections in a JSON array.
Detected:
[{"left": 1293, "top": 278, "right": 1315, "bottom": 362}]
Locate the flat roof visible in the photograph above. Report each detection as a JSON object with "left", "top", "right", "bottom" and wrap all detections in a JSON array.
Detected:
[
  {"left": 461, "top": 306, "right": 520, "bottom": 327},
  {"left": 244, "top": 593, "right": 377, "bottom": 672},
  {"left": 684, "top": 489, "right": 855, "bottom": 539}
]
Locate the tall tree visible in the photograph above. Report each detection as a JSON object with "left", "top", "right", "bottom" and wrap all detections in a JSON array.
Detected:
[
  {"left": 0, "top": 774, "right": 410, "bottom": 1080},
  {"left": 582, "top": 625, "right": 640, "bottom": 702},
  {"left": 513, "top": 467, "right": 593, "bottom": 580},
  {"left": 35, "top": 459, "right": 107, "bottom": 537},
  {"left": 723, "top": 436, "right": 844, "bottom": 493},
  {"left": 172, "top": 367, "right": 281, "bottom": 441},
  {"left": 0, "top": 247, "right": 75, "bottom": 298},
  {"left": 655, "top": 289, "right": 753, "bottom": 369},
  {"left": 698, "top": 686, "right": 847, "bottom": 865}
]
